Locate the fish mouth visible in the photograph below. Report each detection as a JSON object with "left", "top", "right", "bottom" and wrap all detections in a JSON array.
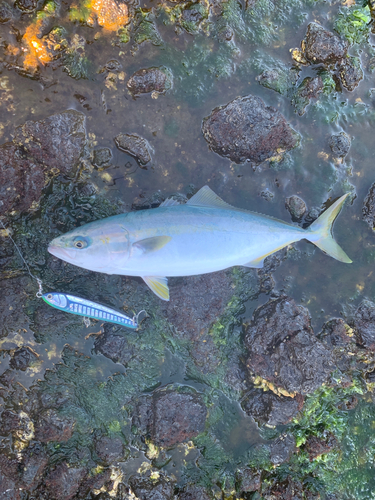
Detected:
[{"left": 48, "top": 245, "right": 77, "bottom": 262}]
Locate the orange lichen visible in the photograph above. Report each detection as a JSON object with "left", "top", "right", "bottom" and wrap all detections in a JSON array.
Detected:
[
  {"left": 90, "top": 0, "right": 129, "bottom": 31},
  {"left": 22, "top": 20, "right": 52, "bottom": 69}
]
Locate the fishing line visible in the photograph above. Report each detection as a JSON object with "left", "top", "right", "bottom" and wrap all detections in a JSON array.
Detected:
[{"left": 0, "top": 218, "right": 146, "bottom": 330}]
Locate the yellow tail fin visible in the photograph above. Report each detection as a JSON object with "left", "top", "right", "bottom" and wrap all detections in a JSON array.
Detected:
[{"left": 307, "top": 193, "right": 352, "bottom": 263}]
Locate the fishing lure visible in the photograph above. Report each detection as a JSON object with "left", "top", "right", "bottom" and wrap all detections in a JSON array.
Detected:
[{"left": 42, "top": 292, "right": 138, "bottom": 329}]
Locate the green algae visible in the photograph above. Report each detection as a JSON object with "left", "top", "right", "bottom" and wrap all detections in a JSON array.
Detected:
[{"left": 334, "top": 4, "right": 371, "bottom": 46}]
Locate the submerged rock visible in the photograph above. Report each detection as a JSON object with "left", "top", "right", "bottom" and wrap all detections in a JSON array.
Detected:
[
  {"left": 245, "top": 296, "right": 332, "bottom": 396},
  {"left": 9, "top": 346, "right": 37, "bottom": 371},
  {"left": 285, "top": 195, "right": 307, "bottom": 221},
  {"left": 270, "top": 433, "right": 296, "bottom": 466},
  {"left": 114, "top": 132, "right": 153, "bottom": 165},
  {"left": 338, "top": 56, "right": 363, "bottom": 91},
  {"left": 303, "top": 22, "right": 348, "bottom": 65},
  {"left": 202, "top": 95, "right": 298, "bottom": 165},
  {"left": 13, "top": 110, "right": 86, "bottom": 173},
  {"left": 0, "top": 111, "right": 86, "bottom": 215},
  {"left": 20, "top": 444, "right": 48, "bottom": 489},
  {"left": 92, "top": 147, "right": 112, "bottom": 169},
  {"left": 127, "top": 66, "right": 173, "bottom": 96},
  {"left": 292, "top": 76, "right": 324, "bottom": 115},
  {"left": 363, "top": 182, "right": 375, "bottom": 230},
  {"left": 241, "top": 388, "right": 304, "bottom": 426},
  {"left": 15, "top": 0, "right": 36, "bottom": 12},
  {"left": 329, "top": 132, "right": 351, "bottom": 158},
  {"left": 94, "top": 330, "right": 135, "bottom": 366},
  {"left": 352, "top": 300, "right": 375, "bottom": 351},
  {"left": 132, "top": 386, "right": 207, "bottom": 448}
]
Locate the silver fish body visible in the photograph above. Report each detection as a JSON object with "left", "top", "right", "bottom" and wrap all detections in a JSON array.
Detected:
[{"left": 48, "top": 186, "right": 352, "bottom": 300}]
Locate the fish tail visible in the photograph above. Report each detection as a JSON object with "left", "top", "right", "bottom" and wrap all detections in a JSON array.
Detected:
[{"left": 306, "top": 193, "right": 352, "bottom": 263}]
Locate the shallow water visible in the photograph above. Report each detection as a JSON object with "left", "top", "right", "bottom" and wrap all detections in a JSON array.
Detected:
[{"left": 1, "top": 0, "right": 375, "bottom": 497}]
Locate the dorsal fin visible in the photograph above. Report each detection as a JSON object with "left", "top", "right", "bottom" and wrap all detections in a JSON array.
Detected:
[
  {"left": 159, "top": 197, "right": 181, "bottom": 208},
  {"left": 187, "top": 186, "right": 253, "bottom": 214}
]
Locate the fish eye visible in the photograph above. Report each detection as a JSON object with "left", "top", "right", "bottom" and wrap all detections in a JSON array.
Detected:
[
  {"left": 47, "top": 294, "right": 52, "bottom": 300},
  {"left": 73, "top": 237, "right": 88, "bottom": 249}
]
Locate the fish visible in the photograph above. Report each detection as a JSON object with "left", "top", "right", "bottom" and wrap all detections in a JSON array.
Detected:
[
  {"left": 48, "top": 186, "right": 352, "bottom": 301},
  {"left": 42, "top": 292, "right": 138, "bottom": 328}
]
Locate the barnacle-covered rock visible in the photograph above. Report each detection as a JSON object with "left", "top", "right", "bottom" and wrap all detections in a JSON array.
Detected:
[
  {"left": 338, "top": 56, "right": 363, "bottom": 91},
  {"left": 303, "top": 22, "right": 348, "bottom": 65},
  {"left": 245, "top": 296, "right": 333, "bottom": 396},
  {"left": 114, "top": 132, "right": 153, "bottom": 165},
  {"left": 202, "top": 95, "right": 298, "bottom": 165},
  {"left": 329, "top": 131, "right": 351, "bottom": 158},
  {"left": 285, "top": 195, "right": 307, "bottom": 222},
  {"left": 127, "top": 66, "right": 173, "bottom": 96}
]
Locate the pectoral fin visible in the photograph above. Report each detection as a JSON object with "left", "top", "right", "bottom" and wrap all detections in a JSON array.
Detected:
[
  {"left": 143, "top": 276, "right": 170, "bottom": 301},
  {"left": 132, "top": 236, "right": 172, "bottom": 255},
  {"left": 242, "top": 258, "right": 265, "bottom": 269}
]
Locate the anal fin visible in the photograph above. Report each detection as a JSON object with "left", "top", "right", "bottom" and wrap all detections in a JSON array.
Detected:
[{"left": 142, "top": 276, "right": 170, "bottom": 301}]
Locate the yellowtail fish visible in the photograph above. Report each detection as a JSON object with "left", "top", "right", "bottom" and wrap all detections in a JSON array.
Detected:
[
  {"left": 48, "top": 186, "right": 352, "bottom": 301},
  {"left": 42, "top": 292, "right": 138, "bottom": 328}
]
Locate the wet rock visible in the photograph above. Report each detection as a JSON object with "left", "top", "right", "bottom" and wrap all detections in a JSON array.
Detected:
[
  {"left": 0, "top": 111, "right": 87, "bottom": 215},
  {"left": 270, "top": 433, "right": 296, "bottom": 465},
  {"left": 129, "top": 473, "right": 174, "bottom": 500},
  {"left": 77, "top": 468, "right": 113, "bottom": 498},
  {"left": 0, "top": 454, "right": 21, "bottom": 500},
  {"left": 95, "top": 435, "right": 125, "bottom": 465},
  {"left": 180, "top": 5, "right": 205, "bottom": 33},
  {"left": 34, "top": 409, "right": 75, "bottom": 443},
  {"left": 236, "top": 468, "right": 261, "bottom": 492},
  {"left": 15, "top": 0, "right": 36, "bottom": 12},
  {"left": 338, "top": 56, "right": 363, "bottom": 91},
  {"left": 0, "top": 143, "right": 45, "bottom": 215},
  {"left": 178, "top": 485, "right": 213, "bottom": 499},
  {"left": 303, "top": 22, "right": 348, "bottom": 65},
  {"left": 262, "top": 476, "right": 311, "bottom": 500},
  {"left": 94, "top": 331, "right": 135, "bottom": 366},
  {"left": 241, "top": 388, "right": 304, "bottom": 426},
  {"left": 245, "top": 296, "right": 333, "bottom": 396},
  {"left": 318, "top": 318, "right": 353, "bottom": 347},
  {"left": 127, "top": 66, "right": 173, "bottom": 96},
  {"left": 13, "top": 110, "right": 86, "bottom": 174},
  {"left": 202, "top": 94, "right": 298, "bottom": 165},
  {"left": 20, "top": 444, "right": 48, "bottom": 489},
  {"left": 260, "top": 189, "right": 274, "bottom": 202},
  {"left": 285, "top": 195, "right": 307, "bottom": 222},
  {"left": 363, "top": 182, "right": 375, "bottom": 230},
  {"left": 0, "top": 1, "right": 12, "bottom": 22},
  {"left": 0, "top": 409, "right": 22, "bottom": 434},
  {"left": 257, "top": 67, "right": 299, "bottom": 96},
  {"left": 0, "top": 278, "right": 30, "bottom": 337},
  {"left": 161, "top": 270, "right": 233, "bottom": 373},
  {"left": 114, "top": 132, "right": 152, "bottom": 165},
  {"left": 329, "top": 132, "right": 351, "bottom": 158},
  {"left": 133, "top": 386, "right": 207, "bottom": 448},
  {"left": 44, "top": 462, "right": 86, "bottom": 500},
  {"left": 92, "top": 147, "right": 113, "bottom": 169},
  {"left": 9, "top": 346, "right": 37, "bottom": 371},
  {"left": 352, "top": 300, "right": 375, "bottom": 351},
  {"left": 292, "top": 76, "right": 324, "bottom": 116},
  {"left": 304, "top": 434, "right": 337, "bottom": 461}
]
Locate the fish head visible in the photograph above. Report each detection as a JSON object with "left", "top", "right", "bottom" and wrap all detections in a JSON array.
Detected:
[{"left": 48, "top": 218, "right": 130, "bottom": 272}]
